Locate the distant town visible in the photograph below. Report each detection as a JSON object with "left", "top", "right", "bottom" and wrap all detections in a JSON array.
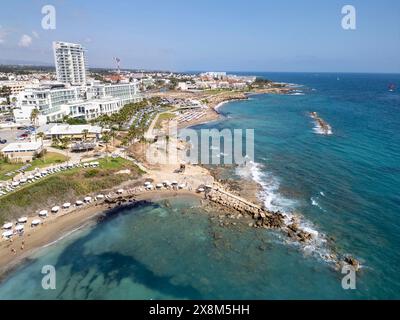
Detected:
[{"left": 0, "top": 41, "right": 284, "bottom": 169}]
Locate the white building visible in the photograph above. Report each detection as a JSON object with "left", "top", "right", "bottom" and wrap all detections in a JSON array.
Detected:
[
  {"left": 200, "top": 72, "right": 227, "bottom": 79},
  {"left": 177, "top": 82, "right": 189, "bottom": 91},
  {"left": 38, "top": 123, "right": 102, "bottom": 140},
  {"left": 53, "top": 41, "right": 87, "bottom": 85},
  {"left": 14, "top": 81, "right": 142, "bottom": 125},
  {"left": 0, "top": 80, "right": 39, "bottom": 96},
  {"left": 1, "top": 141, "right": 43, "bottom": 163}
]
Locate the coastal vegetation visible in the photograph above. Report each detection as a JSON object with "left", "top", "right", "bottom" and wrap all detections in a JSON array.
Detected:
[
  {"left": 0, "top": 152, "right": 68, "bottom": 180},
  {"left": 0, "top": 157, "right": 143, "bottom": 222},
  {"left": 62, "top": 116, "right": 88, "bottom": 125},
  {"left": 93, "top": 99, "right": 149, "bottom": 130},
  {"left": 155, "top": 112, "right": 176, "bottom": 129}
]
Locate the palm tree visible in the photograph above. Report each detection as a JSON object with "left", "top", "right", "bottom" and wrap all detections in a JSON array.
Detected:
[
  {"left": 62, "top": 137, "right": 71, "bottom": 165},
  {"left": 110, "top": 127, "right": 117, "bottom": 147},
  {"left": 36, "top": 132, "right": 45, "bottom": 162},
  {"left": 30, "top": 108, "right": 40, "bottom": 141},
  {"left": 0, "top": 86, "right": 11, "bottom": 105},
  {"left": 102, "top": 132, "right": 111, "bottom": 161},
  {"left": 82, "top": 129, "right": 89, "bottom": 156}
]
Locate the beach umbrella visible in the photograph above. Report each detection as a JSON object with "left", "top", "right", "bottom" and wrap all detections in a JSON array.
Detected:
[
  {"left": 2, "top": 230, "right": 13, "bottom": 238},
  {"left": 39, "top": 210, "right": 48, "bottom": 217},
  {"left": 63, "top": 202, "right": 71, "bottom": 209},
  {"left": 76, "top": 200, "right": 84, "bottom": 206},
  {"left": 117, "top": 189, "right": 124, "bottom": 194},
  {"left": 51, "top": 206, "right": 60, "bottom": 213},
  {"left": 2, "top": 222, "right": 13, "bottom": 229},
  {"left": 15, "top": 225, "right": 24, "bottom": 232},
  {"left": 31, "top": 219, "right": 41, "bottom": 226},
  {"left": 18, "top": 217, "right": 28, "bottom": 223},
  {"left": 84, "top": 196, "right": 92, "bottom": 202}
]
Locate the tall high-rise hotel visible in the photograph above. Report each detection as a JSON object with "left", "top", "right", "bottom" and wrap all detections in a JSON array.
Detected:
[
  {"left": 53, "top": 41, "right": 87, "bottom": 85},
  {"left": 13, "top": 41, "right": 142, "bottom": 125}
]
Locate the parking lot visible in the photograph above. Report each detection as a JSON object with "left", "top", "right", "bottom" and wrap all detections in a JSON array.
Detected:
[{"left": 0, "top": 127, "right": 34, "bottom": 145}]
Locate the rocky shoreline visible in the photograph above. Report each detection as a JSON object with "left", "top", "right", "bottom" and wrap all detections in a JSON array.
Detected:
[{"left": 310, "top": 111, "right": 333, "bottom": 135}]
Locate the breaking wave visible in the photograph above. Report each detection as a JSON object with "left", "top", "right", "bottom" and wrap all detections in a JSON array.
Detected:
[{"left": 236, "top": 161, "right": 336, "bottom": 264}]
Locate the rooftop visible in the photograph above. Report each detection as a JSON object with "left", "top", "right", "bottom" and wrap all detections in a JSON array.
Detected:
[
  {"left": 1, "top": 142, "right": 42, "bottom": 153},
  {"left": 39, "top": 124, "right": 102, "bottom": 136}
]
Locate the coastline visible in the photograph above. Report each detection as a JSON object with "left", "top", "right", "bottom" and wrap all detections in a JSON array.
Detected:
[
  {"left": 0, "top": 89, "right": 272, "bottom": 279},
  {"left": 0, "top": 189, "right": 202, "bottom": 279},
  {"left": 1, "top": 84, "right": 358, "bottom": 281}
]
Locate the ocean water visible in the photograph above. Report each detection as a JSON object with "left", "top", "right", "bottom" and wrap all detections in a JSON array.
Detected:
[{"left": 0, "top": 73, "right": 399, "bottom": 299}]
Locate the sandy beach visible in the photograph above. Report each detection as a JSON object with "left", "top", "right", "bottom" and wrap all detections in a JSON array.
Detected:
[{"left": 0, "top": 189, "right": 202, "bottom": 278}]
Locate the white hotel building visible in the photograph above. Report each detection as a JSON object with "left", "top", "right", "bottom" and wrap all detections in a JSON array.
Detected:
[
  {"left": 53, "top": 41, "right": 87, "bottom": 85},
  {"left": 14, "top": 81, "right": 141, "bottom": 125}
]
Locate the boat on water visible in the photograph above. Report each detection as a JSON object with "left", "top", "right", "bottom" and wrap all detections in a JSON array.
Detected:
[{"left": 388, "top": 83, "right": 396, "bottom": 92}]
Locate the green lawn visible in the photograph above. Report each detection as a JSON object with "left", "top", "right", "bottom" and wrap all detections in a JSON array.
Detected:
[
  {"left": 28, "top": 152, "right": 69, "bottom": 169},
  {"left": 0, "top": 162, "right": 22, "bottom": 180},
  {"left": 155, "top": 112, "right": 176, "bottom": 128},
  {"left": 0, "top": 152, "right": 69, "bottom": 181},
  {"left": 0, "top": 157, "right": 143, "bottom": 223}
]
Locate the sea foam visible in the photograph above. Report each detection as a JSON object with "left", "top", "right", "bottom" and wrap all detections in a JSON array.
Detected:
[{"left": 236, "top": 161, "right": 336, "bottom": 264}]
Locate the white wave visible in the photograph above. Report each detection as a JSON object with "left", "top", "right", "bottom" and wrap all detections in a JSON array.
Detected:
[
  {"left": 236, "top": 161, "right": 296, "bottom": 212},
  {"left": 311, "top": 197, "right": 318, "bottom": 206},
  {"left": 311, "top": 197, "right": 326, "bottom": 212},
  {"left": 236, "top": 161, "right": 335, "bottom": 265},
  {"left": 312, "top": 126, "right": 333, "bottom": 135}
]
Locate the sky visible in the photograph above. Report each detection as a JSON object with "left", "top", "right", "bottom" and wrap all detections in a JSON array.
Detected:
[{"left": 0, "top": 0, "right": 399, "bottom": 73}]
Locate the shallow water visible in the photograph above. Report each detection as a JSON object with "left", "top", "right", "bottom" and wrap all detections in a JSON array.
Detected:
[{"left": 0, "top": 196, "right": 363, "bottom": 299}]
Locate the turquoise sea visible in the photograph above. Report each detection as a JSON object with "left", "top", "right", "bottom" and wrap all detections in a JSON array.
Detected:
[{"left": 0, "top": 72, "right": 399, "bottom": 299}]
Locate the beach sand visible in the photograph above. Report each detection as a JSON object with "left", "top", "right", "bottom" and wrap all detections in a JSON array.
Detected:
[{"left": 0, "top": 189, "right": 201, "bottom": 278}]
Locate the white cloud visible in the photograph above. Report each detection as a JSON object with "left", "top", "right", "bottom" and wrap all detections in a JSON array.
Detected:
[
  {"left": 18, "top": 34, "right": 32, "bottom": 47},
  {"left": 32, "top": 31, "right": 39, "bottom": 39}
]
